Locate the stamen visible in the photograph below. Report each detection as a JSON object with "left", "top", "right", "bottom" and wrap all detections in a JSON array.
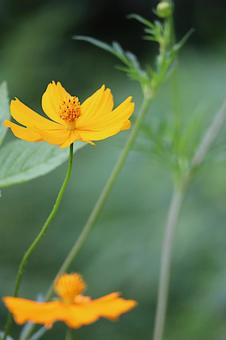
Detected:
[
  {"left": 59, "top": 96, "right": 81, "bottom": 122},
  {"left": 54, "top": 273, "right": 86, "bottom": 304}
]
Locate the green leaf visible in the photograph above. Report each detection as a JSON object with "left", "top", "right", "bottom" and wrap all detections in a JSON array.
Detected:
[
  {"left": 74, "top": 35, "right": 148, "bottom": 84},
  {"left": 127, "top": 14, "right": 154, "bottom": 29},
  {"left": 75, "top": 36, "right": 114, "bottom": 54},
  {"left": 0, "top": 140, "right": 85, "bottom": 188},
  {"left": 173, "top": 29, "right": 195, "bottom": 52},
  {"left": 0, "top": 82, "right": 10, "bottom": 145}
]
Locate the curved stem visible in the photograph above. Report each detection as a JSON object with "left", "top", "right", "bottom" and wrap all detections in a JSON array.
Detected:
[
  {"left": 3, "top": 144, "right": 74, "bottom": 340},
  {"left": 152, "top": 185, "right": 184, "bottom": 340},
  {"left": 45, "top": 95, "right": 152, "bottom": 300}
]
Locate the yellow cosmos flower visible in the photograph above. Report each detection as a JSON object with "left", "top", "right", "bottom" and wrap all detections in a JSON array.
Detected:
[
  {"left": 3, "top": 273, "right": 137, "bottom": 329},
  {"left": 4, "top": 82, "right": 134, "bottom": 148}
]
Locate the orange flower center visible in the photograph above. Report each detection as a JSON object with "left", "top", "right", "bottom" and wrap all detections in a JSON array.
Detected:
[
  {"left": 59, "top": 96, "right": 81, "bottom": 122},
  {"left": 54, "top": 273, "right": 86, "bottom": 304}
]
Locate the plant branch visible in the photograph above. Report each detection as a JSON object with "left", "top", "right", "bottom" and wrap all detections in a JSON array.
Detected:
[
  {"left": 192, "top": 101, "right": 226, "bottom": 168},
  {"left": 152, "top": 100, "right": 226, "bottom": 340},
  {"left": 153, "top": 186, "right": 184, "bottom": 340}
]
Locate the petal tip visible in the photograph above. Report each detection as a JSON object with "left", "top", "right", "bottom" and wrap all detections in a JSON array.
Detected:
[{"left": 3, "top": 119, "right": 10, "bottom": 127}]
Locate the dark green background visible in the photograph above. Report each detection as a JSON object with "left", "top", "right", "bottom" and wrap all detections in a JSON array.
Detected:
[{"left": 1, "top": 0, "right": 226, "bottom": 339}]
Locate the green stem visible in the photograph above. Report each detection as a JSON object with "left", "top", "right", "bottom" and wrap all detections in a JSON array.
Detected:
[
  {"left": 152, "top": 101, "right": 226, "bottom": 340},
  {"left": 153, "top": 184, "right": 185, "bottom": 340},
  {"left": 45, "top": 95, "right": 152, "bottom": 300},
  {"left": 3, "top": 144, "right": 74, "bottom": 340}
]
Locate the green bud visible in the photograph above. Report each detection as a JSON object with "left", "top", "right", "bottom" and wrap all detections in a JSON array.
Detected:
[{"left": 156, "top": 1, "right": 172, "bottom": 18}]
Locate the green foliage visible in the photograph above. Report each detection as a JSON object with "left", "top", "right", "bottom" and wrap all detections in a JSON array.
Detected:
[
  {"left": 136, "top": 52, "right": 226, "bottom": 185},
  {"left": 0, "top": 140, "right": 85, "bottom": 187},
  {"left": 75, "top": 13, "right": 192, "bottom": 98},
  {"left": 75, "top": 36, "right": 149, "bottom": 86},
  {"left": 129, "top": 14, "right": 193, "bottom": 88},
  {"left": 0, "top": 82, "right": 10, "bottom": 146},
  {"left": 128, "top": 14, "right": 166, "bottom": 44}
]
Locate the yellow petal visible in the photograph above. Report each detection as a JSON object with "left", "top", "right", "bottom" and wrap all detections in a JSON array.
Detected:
[
  {"left": 63, "top": 293, "right": 137, "bottom": 328},
  {"left": 90, "top": 293, "right": 137, "bottom": 320},
  {"left": 121, "top": 120, "right": 131, "bottom": 130},
  {"left": 3, "top": 297, "right": 64, "bottom": 328},
  {"left": 33, "top": 126, "right": 71, "bottom": 146},
  {"left": 42, "top": 81, "right": 71, "bottom": 125},
  {"left": 4, "top": 120, "right": 41, "bottom": 142},
  {"left": 10, "top": 98, "right": 61, "bottom": 130},
  {"left": 4, "top": 293, "right": 136, "bottom": 329},
  {"left": 60, "top": 131, "right": 80, "bottom": 148},
  {"left": 79, "top": 85, "right": 113, "bottom": 124},
  {"left": 77, "top": 97, "right": 134, "bottom": 141}
]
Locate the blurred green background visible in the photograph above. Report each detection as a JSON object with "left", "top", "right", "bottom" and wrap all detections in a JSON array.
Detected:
[{"left": 1, "top": 0, "right": 226, "bottom": 339}]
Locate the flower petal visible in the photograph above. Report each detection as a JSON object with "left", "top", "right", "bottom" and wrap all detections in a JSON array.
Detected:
[
  {"left": 3, "top": 293, "right": 136, "bottom": 329},
  {"left": 60, "top": 131, "right": 81, "bottom": 148},
  {"left": 4, "top": 120, "right": 41, "bottom": 142},
  {"left": 121, "top": 120, "right": 131, "bottom": 130},
  {"left": 79, "top": 85, "right": 113, "bottom": 124},
  {"left": 33, "top": 126, "right": 71, "bottom": 146},
  {"left": 3, "top": 298, "right": 63, "bottom": 328},
  {"left": 10, "top": 98, "right": 61, "bottom": 130},
  {"left": 77, "top": 97, "right": 134, "bottom": 141},
  {"left": 42, "top": 81, "right": 71, "bottom": 125},
  {"left": 63, "top": 293, "right": 137, "bottom": 328}
]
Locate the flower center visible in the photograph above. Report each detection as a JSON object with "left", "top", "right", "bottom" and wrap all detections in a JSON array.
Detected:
[
  {"left": 54, "top": 273, "right": 86, "bottom": 304},
  {"left": 59, "top": 96, "right": 81, "bottom": 122}
]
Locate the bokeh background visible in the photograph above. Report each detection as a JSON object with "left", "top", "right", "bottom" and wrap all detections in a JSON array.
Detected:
[{"left": 1, "top": 0, "right": 226, "bottom": 339}]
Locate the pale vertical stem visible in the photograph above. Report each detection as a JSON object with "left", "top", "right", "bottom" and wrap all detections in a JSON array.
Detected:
[
  {"left": 152, "top": 101, "right": 226, "bottom": 340},
  {"left": 192, "top": 102, "right": 226, "bottom": 167},
  {"left": 153, "top": 186, "right": 184, "bottom": 340}
]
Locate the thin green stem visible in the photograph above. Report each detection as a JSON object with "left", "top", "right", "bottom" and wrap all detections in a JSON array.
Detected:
[
  {"left": 153, "top": 185, "right": 185, "bottom": 340},
  {"left": 3, "top": 144, "right": 74, "bottom": 340},
  {"left": 45, "top": 95, "right": 153, "bottom": 300}
]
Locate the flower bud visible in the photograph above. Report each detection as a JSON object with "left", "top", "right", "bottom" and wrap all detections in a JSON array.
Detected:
[{"left": 156, "top": 1, "right": 172, "bottom": 18}]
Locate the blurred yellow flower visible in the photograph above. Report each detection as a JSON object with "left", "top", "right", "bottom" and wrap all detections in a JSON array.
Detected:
[
  {"left": 4, "top": 82, "right": 134, "bottom": 148},
  {"left": 3, "top": 273, "right": 137, "bottom": 329}
]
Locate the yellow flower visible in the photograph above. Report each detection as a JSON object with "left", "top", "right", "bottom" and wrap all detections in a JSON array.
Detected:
[
  {"left": 4, "top": 82, "right": 134, "bottom": 148},
  {"left": 3, "top": 273, "right": 137, "bottom": 329}
]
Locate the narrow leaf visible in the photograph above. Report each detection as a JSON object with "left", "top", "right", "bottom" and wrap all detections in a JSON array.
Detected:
[
  {"left": 112, "top": 41, "right": 124, "bottom": 56},
  {"left": 128, "top": 14, "right": 154, "bottom": 29},
  {"left": 174, "top": 29, "right": 195, "bottom": 52},
  {"left": 74, "top": 36, "right": 114, "bottom": 54}
]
